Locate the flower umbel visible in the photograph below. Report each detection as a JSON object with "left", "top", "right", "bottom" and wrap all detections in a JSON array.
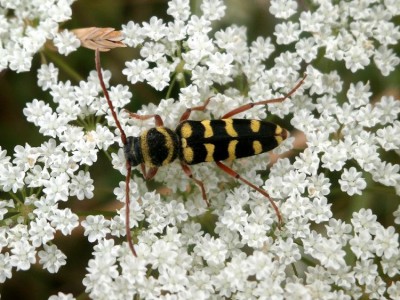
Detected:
[{"left": 0, "top": 0, "right": 399, "bottom": 299}]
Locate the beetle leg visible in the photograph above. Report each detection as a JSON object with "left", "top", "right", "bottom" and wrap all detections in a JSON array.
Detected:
[
  {"left": 180, "top": 162, "right": 209, "bottom": 207},
  {"left": 221, "top": 74, "right": 307, "bottom": 119},
  {"left": 126, "top": 111, "right": 164, "bottom": 127},
  {"left": 215, "top": 161, "right": 283, "bottom": 226},
  {"left": 140, "top": 163, "right": 158, "bottom": 180},
  {"left": 179, "top": 97, "right": 212, "bottom": 122}
]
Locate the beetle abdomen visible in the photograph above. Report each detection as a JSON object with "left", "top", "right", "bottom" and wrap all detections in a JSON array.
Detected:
[{"left": 176, "top": 119, "right": 287, "bottom": 165}]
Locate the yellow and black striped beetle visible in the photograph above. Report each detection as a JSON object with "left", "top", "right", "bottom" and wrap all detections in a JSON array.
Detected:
[{"left": 95, "top": 50, "right": 307, "bottom": 257}]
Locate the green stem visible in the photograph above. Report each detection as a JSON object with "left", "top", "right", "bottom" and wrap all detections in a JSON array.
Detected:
[
  {"left": 8, "top": 192, "right": 22, "bottom": 204},
  {"left": 44, "top": 50, "right": 84, "bottom": 83},
  {"left": 103, "top": 149, "right": 112, "bottom": 162},
  {"left": 166, "top": 74, "right": 177, "bottom": 99}
]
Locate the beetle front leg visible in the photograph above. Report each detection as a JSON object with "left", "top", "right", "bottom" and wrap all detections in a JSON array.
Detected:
[
  {"left": 179, "top": 97, "right": 212, "bottom": 122},
  {"left": 125, "top": 111, "right": 164, "bottom": 127}
]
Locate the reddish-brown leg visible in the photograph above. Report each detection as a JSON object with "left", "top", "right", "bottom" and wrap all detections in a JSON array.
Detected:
[
  {"left": 180, "top": 162, "right": 210, "bottom": 207},
  {"left": 179, "top": 97, "right": 212, "bottom": 122},
  {"left": 215, "top": 161, "right": 283, "bottom": 226},
  {"left": 126, "top": 111, "right": 164, "bottom": 127},
  {"left": 124, "top": 162, "right": 137, "bottom": 256},
  {"left": 221, "top": 74, "right": 307, "bottom": 119},
  {"left": 96, "top": 49, "right": 138, "bottom": 257},
  {"left": 140, "top": 164, "right": 158, "bottom": 180}
]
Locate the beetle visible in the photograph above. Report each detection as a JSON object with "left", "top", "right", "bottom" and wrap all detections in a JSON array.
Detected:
[{"left": 95, "top": 49, "right": 306, "bottom": 256}]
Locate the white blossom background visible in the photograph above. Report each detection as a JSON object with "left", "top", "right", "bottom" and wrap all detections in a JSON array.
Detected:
[{"left": 0, "top": 0, "right": 399, "bottom": 299}]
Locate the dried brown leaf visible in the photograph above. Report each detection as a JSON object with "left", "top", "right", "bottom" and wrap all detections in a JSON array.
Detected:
[{"left": 72, "top": 27, "right": 126, "bottom": 52}]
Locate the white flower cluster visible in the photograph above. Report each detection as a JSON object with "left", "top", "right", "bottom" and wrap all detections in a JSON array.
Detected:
[
  {"left": 1, "top": 0, "right": 399, "bottom": 299},
  {"left": 0, "top": 0, "right": 79, "bottom": 73},
  {"left": 271, "top": 0, "right": 400, "bottom": 75}
]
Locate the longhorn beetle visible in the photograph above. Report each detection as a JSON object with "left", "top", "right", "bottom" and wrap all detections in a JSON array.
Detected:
[{"left": 95, "top": 49, "right": 307, "bottom": 257}]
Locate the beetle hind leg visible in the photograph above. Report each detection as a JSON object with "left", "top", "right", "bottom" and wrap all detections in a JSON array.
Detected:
[
  {"left": 215, "top": 161, "right": 283, "bottom": 226},
  {"left": 180, "top": 162, "right": 210, "bottom": 207}
]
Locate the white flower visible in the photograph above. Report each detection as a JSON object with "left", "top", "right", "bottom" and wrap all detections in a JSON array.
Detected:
[
  {"left": 122, "top": 21, "right": 145, "bottom": 47},
  {"left": 326, "top": 218, "right": 352, "bottom": 246},
  {"left": 43, "top": 173, "right": 70, "bottom": 202},
  {"left": 349, "top": 229, "right": 374, "bottom": 260},
  {"left": 179, "top": 84, "right": 202, "bottom": 107},
  {"left": 282, "top": 194, "right": 311, "bottom": 220},
  {"left": 186, "top": 15, "right": 212, "bottom": 36},
  {"left": 354, "top": 259, "right": 378, "bottom": 285},
  {"left": 240, "top": 223, "right": 269, "bottom": 248},
  {"left": 37, "top": 112, "right": 68, "bottom": 138},
  {"left": 0, "top": 253, "right": 12, "bottom": 283},
  {"left": 81, "top": 215, "right": 111, "bottom": 243},
  {"left": 29, "top": 218, "right": 55, "bottom": 247},
  {"left": 72, "top": 140, "right": 98, "bottom": 166},
  {"left": 142, "top": 17, "right": 167, "bottom": 41},
  {"left": 374, "top": 226, "right": 399, "bottom": 260},
  {"left": 220, "top": 204, "right": 248, "bottom": 232},
  {"left": 387, "top": 282, "right": 400, "bottom": 300},
  {"left": 293, "top": 148, "right": 320, "bottom": 175},
  {"left": 140, "top": 42, "right": 166, "bottom": 62},
  {"left": 374, "top": 45, "right": 400, "bottom": 76},
  {"left": 0, "top": 164, "right": 25, "bottom": 193},
  {"left": 321, "top": 142, "right": 348, "bottom": 172},
  {"left": 372, "top": 161, "right": 400, "bottom": 187},
  {"left": 49, "top": 208, "right": 79, "bottom": 235},
  {"left": 23, "top": 99, "right": 52, "bottom": 125},
  {"left": 38, "top": 244, "right": 66, "bottom": 273},
  {"left": 346, "top": 81, "right": 371, "bottom": 108},
  {"left": 54, "top": 29, "right": 80, "bottom": 55},
  {"left": 295, "top": 37, "right": 318, "bottom": 63},
  {"left": 376, "top": 125, "right": 400, "bottom": 151},
  {"left": 200, "top": 0, "right": 226, "bottom": 21},
  {"left": 144, "top": 65, "right": 170, "bottom": 91},
  {"left": 194, "top": 235, "right": 228, "bottom": 267},
  {"left": 269, "top": 0, "right": 298, "bottom": 19},
  {"left": 351, "top": 208, "right": 379, "bottom": 235},
  {"left": 3, "top": 0, "right": 400, "bottom": 297},
  {"left": 216, "top": 26, "right": 248, "bottom": 59},
  {"left": 313, "top": 237, "right": 346, "bottom": 270},
  {"left": 271, "top": 238, "right": 301, "bottom": 265},
  {"left": 282, "top": 170, "right": 308, "bottom": 196},
  {"left": 48, "top": 292, "right": 75, "bottom": 300},
  {"left": 206, "top": 52, "right": 234, "bottom": 83},
  {"left": 149, "top": 239, "right": 179, "bottom": 269},
  {"left": 10, "top": 240, "right": 36, "bottom": 271},
  {"left": 13, "top": 143, "right": 39, "bottom": 171},
  {"left": 7, "top": 45, "right": 32, "bottom": 73},
  {"left": 185, "top": 33, "right": 214, "bottom": 65},
  {"left": 307, "top": 173, "right": 331, "bottom": 198},
  {"left": 37, "top": 63, "right": 59, "bottom": 91},
  {"left": 308, "top": 196, "right": 332, "bottom": 223},
  {"left": 167, "top": 0, "right": 191, "bottom": 21},
  {"left": 163, "top": 200, "right": 188, "bottom": 225},
  {"left": 249, "top": 37, "right": 275, "bottom": 61},
  {"left": 69, "top": 170, "right": 94, "bottom": 200},
  {"left": 376, "top": 95, "right": 400, "bottom": 124},
  {"left": 274, "top": 21, "right": 301, "bottom": 45},
  {"left": 338, "top": 167, "right": 367, "bottom": 196},
  {"left": 394, "top": 205, "right": 400, "bottom": 225},
  {"left": 123, "top": 59, "right": 149, "bottom": 84}
]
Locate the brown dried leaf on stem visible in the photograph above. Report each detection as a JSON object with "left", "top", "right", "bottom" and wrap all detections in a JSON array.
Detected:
[{"left": 72, "top": 27, "right": 126, "bottom": 52}]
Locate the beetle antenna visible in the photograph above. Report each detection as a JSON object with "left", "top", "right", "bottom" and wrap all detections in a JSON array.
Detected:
[{"left": 95, "top": 49, "right": 137, "bottom": 257}]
